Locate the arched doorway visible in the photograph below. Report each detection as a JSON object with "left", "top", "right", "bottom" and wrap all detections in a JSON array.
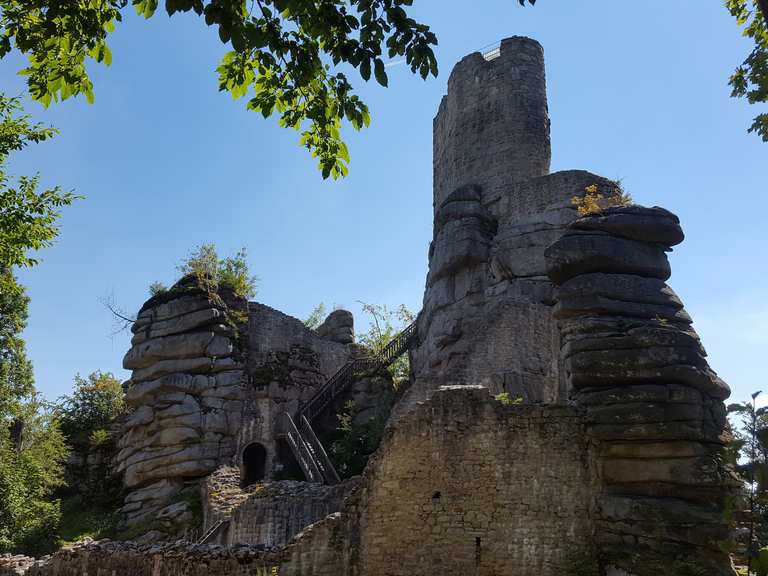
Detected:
[{"left": 242, "top": 442, "right": 267, "bottom": 486}]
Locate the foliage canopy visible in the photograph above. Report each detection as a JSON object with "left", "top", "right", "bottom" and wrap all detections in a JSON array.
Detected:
[
  {"left": 0, "top": 0, "right": 438, "bottom": 178},
  {"left": 0, "top": 396, "right": 69, "bottom": 555},
  {"left": 57, "top": 371, "right": 126, "bottom": 443},
  {"left": 0, "top": 95, "right": 78, "bottom": 275},
  {"left": 727, "top": 0, "right": 768, "bottom": 141}
]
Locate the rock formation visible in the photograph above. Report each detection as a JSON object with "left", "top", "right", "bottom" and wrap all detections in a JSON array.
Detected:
[
  {"left": 116, "top": 281, "right": 248, "bottom": 529},
  {"left": 546, "top": 205, "right": 737, "bottom": 575},
  {"left": 116, "top": 281, "right": 364, "bottom": 533}
]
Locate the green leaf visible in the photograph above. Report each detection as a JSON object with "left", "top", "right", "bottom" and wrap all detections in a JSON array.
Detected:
[
  {"left": 374, "top": 58, "right": 387, "bottom": 87},
  {"left": 360, "top": 58, "right": 371, "bottom": 81}
]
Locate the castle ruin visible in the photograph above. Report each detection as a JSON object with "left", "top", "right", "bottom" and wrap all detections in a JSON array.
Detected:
[{"left": 1, "top": 36, "right": 738, "bottom": 576}]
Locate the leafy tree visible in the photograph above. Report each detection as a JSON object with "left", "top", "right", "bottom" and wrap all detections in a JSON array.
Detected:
[
  {"left": 58, "top": 371, "right": 126, "bottom": 443},
  {"left": 727, "top": 0, "right": 768, "bottom": 141},
  {"left": 0, "top": 395, "right": 69, "bottom": 555},
  {"left": 303, "top": 302, "right": 327, "bottom": 330},
  {"left": 728, "top": 392, "right": 768, "bottom": 571},
  {"left": 177, "top": 243, "right": 258, "bottom": 299},
  {"left": 357, "top": 301, "right": 413, "bottom": 387},
  {"left": 0, "top": 0, "right": 438, "bottom": 178},
  {"left": 0, "top": 95, "right": 79, "bottom": 278},
  {"left": 0, "top": 272, "right": 34, "bottom": 419}
]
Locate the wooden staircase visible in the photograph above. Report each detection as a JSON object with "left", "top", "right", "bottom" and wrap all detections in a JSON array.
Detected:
[{"left": 282, "top": 321, "right": 418, "bottom": 484}]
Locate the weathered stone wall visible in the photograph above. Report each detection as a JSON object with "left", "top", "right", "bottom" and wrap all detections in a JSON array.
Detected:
[
  {"left": 355, "top": 385, "right": 597, "bottom": 575},
  {"left": 201, "top": 465, "right": 357, "bottom": 548},
  {"left": 225, "top": 480, "right": 357, "bottom": 547},
  {"left": 116, "top": 290, "right": 359, "bottom": 532},
  {"left": 4, "top": 386, "right": 596, "bottom": 576},
  {"left": 546, "top": 205, "right": 737, "bottom": 576},
  {"left": 243, "top": 303, "right": 355, "bottom": 477},
  {"left": 0, "top": 537, "right": 342, "bottom": 576}
]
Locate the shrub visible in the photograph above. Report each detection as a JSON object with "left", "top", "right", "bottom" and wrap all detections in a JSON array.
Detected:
[
  {"left": 58, "top": 371, "right": 125, "bottom": 444},
  {"left": 494, "top": 392, "right": 523, "bottom": 406},
  {"left": 148, "top": 281, "right": 167, "bottom": 296},
  {"left": 572, "top": 183, "right": 633, "bottom": 216},
  {"left": 177, "top": 243, "right": 258, "bottom": 299},
  {"left": 329, "top": 401, "right": 386, "bottom": 478},
  {"left": 357, "top": 302, "right": 414, "bottom": 388},
  {"left": 303, "top": 302, "right": 327, "bottom": 330},
  {"left": 88, "top": 428, "right": 110, "bottom": 447}
]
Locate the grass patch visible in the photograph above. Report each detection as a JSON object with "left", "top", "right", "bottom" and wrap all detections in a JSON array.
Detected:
[{"left": 57, "top": 495, "right": 118, "bottom": 545}]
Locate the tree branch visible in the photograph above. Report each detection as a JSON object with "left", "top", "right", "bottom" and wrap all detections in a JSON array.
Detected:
[{"left": 99, "top": 293, "right": 135, "bottom": 336}]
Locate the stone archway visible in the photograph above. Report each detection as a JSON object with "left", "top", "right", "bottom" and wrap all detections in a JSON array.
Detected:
[{"left": 241, "top": 442, "right": 268, "bottom": 486}]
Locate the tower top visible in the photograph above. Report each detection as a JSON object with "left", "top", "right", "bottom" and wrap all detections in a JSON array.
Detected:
[{"left": 433, "top": 36, "right": 551, "bottom": 211}]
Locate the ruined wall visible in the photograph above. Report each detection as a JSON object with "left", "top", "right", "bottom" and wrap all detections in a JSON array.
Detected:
[
  {"left": 355, "top": 386, "right": 597, "bottom": 575},
  {"left": 407, "top": 168, "right": 618, "bottom": 414},
  {"left": 116, "top": 286, "right": 357, "bottom": 532},
  {"left": 243, "top": 303, "right": 354, "bottom": 477},
  {"left": 4, "top": 386, "right": 596, "bottom": 576},
  {"left": 201, "top": 465, "right": 357, "bottom": 548},
  {"left": 225, "top": 480, "right": 357, "bottom": 547},
  {"left": 0, "top": 536, "right": 345, "bottom": 576},
  {"left": 546, "top": 206, "right": 737, "bottom": 576}
]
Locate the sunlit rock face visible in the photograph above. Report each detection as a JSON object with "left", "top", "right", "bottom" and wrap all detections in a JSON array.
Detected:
[
  {"left": 114, "top": 279, "right": 357, "bottom": 533},
  {"left": 546, "top": 205, "right": 737, "bottom": 576},
  {"left": 115, "top": 282, "right": 248, "bottom": 527}
]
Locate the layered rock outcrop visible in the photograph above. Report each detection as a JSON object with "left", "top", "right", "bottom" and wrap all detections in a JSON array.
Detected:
[
  {"left": 116, "top": 282, "right": 248, "bottom": 528},
  {"left": 116, "top": 286, "right": 362, "bottom": 533},
  {"left": 546, "top": 206, "right": 736, "bottom": 576}
]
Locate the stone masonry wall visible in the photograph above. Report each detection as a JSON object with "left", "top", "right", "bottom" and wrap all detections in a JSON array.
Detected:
[
  {"left": 354, "top": 385, "right": 597, "bottom": 576},
  {"left": 225, "top": 479, "right": 358, "bottom": 547},
  {"left": 3, "top": 386, "right": 597, "bottom": 576},
  {"left": 433, "top": 36, "right": 551, "bottom": 210},
  {"left": 404, "top": 170, "right": 618, "bottom": 419},
  {"left": 405, "top": 34, "right": 621, "bottom": 417}
]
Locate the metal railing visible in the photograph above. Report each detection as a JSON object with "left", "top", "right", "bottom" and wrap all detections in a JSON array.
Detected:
[
  {"left": 280, "top": 320, "right": 419, "bottom": 485},
  {"left": 298, "top": 415, "right": 340, "bottom": 485},
  {"left": 283, "top": 412, "right": 324, "bottom": 483},
  {"left": 198, "top": 518, "right": 229, "bottom": 544},
  {"left": 298, "top": 321, "right": 418, "bottom": 424}
]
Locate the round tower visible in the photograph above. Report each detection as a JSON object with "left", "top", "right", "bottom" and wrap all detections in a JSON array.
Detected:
[{"left": 433, "top": 36, "right": 551, "bottom": 210}]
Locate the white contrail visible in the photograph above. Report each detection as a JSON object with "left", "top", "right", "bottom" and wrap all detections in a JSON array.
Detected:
[{"left": 385, "top": 59, "right": 406, "bottom": 68}]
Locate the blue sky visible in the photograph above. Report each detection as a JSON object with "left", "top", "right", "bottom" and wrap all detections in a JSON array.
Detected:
[{"left": 3, "top": 1, "right": 765, "bottom": 404}]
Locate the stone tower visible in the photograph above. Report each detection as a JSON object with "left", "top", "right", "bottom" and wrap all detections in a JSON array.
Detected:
[
  {"left": 407, "top": 37, "right": 614, "bottom": 410},
  {"left": 433, "top": 36, "right": 551, "bottom": 211}
]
